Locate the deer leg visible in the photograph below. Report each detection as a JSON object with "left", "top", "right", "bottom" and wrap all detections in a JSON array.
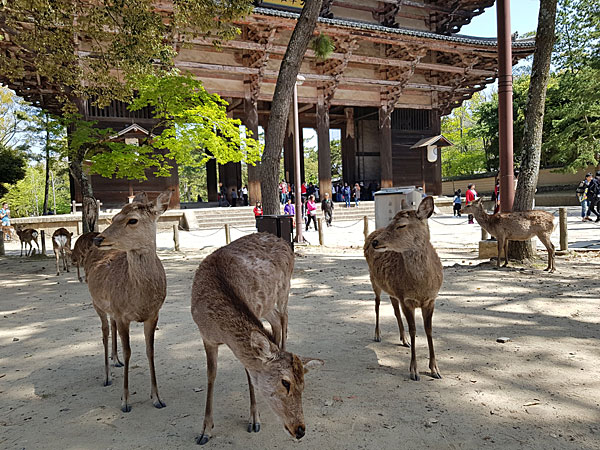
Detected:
[
  {"left": 197, "top": 341, "right": 219, "bottom": 445},
  {"left": 116, "top": 320, "right": 132, "bottom": 413},
  {"left": 245, "top": 369, "right": 260, "bottom": 433},
  {"left": 422, "top": 303, "right": 441, "bottom": 379},
  {"left": 94, "top": 307, "right": 111, "bottom": 387},
  {"left": 372, "top": 282, "right": 382, "bottom": 342},
  {"left": 20, "top": 241, "right": 23, "bottom": 257},
  {"left": 266, "top": 313, "right": 282, "bottom": 349},
  {"left": 64, "top": 250, "right": 70, "bottom": 272},
  {"left": 496, "top": 238, "right": 503, "bottom": 268},
  {"left": 538, "top": 233, "right": 556, "bottom": 273},
  {"left": 399, "top": 300, "right": 419, "bottom": 381},
  {"left": 55, "top": 250, "right": 61, "bottom": 276},
  {"left": 110, "top": 318, "right": 123, "bottom": 367},
  {"left": 390, "top": 296, "right": 410, "bottom": 347},
  {"left": 280, "top": 311, "right": 288, "bottom": 351},
  {"left": 504, "top": 240, "right": 510, "bottom": 267},
  {"left": 76, "top": 262, "right": 83, "bottom": 282},
  {"left": 144, "top": 316, "right": 166, "bottom": 409}
]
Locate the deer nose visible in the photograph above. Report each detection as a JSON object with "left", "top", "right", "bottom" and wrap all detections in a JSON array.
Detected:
[
  {"left": 93, "top": 236, "right": 104, "bottom": 247},
  {"left": 371, "top": 239, "right": 379, "bottom": 248},
  {"left": 295, "top": 425, "right": 305, "bottom": 439}
]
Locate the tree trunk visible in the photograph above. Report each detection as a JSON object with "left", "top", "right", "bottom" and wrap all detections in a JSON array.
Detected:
[
  {"left": 260, "top": 0, "right": 323, "bottom": 215},
  {"left": 70, "top": 157, "right": 98, "bottom": 233},
  {"left": 509, "top": 0, "right": 557, "bottom": 261},
  {"left": 42, "top": 114, "right": 50, "bottom": 215}
]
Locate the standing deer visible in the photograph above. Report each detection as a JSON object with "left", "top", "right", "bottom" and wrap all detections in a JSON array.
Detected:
[
  {"left": 364, "top": 196, "right": 443, "bottom": 381},
  {"left": 15, "top": 227, "right": 40, "bottom": 256},
  {"left": 71, "top": 231, "right": 100, "bottom": 282},
  {"left": 87, "top": 190, "right": 171, "bottom": 412},
  {"left": 191, "top": 233, "right": 322, "bottom": 445},
  {"left": 52, "top": 228, "right": 73, "bottom": 276},
  {"left": 463, "top": 198, "right": 556, "bottom": 272}
]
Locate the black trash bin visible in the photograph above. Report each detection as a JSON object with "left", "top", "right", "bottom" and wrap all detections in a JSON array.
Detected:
[{"left": 256, "top": 215, "right": 294, "bottom": 250}]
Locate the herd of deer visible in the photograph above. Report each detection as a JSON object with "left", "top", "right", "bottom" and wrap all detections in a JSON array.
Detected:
[{"left": 11, "top": 190, "right": 556, "bottom": 444}]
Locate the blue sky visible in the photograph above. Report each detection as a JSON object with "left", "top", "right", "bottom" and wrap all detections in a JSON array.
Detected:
[{"left": 461, "top": 0, "right": 540, "bottom": 37}]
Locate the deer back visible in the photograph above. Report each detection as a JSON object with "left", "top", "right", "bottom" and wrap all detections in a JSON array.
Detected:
[
  {"left": 52, "top": 228, "right": 72, "bottom": 251},
  {"left": 72, "top": 231, "right": 100, "bottom": 265}
]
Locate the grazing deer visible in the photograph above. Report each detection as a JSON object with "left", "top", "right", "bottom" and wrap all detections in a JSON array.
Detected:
[
  {"left": 191, "top": 233, "right": 322, "bottom": 445},
  {"left": 15, "top": 227, "right": 40, "bottom": 256},
  {"left": 364, "top": 196, "right": 443, "bottom": 381},
  {"left": 87, "top": 190, "right": 171, "bottom": 412},
  {"left": 463, "top": 198, "right": 556, "bottom": 272},
  {"left": 72, "top": 231, "right": 100, "bottom": 282},
  {"left": 52, "top": 228, "right": 73, "bottom": 276}
]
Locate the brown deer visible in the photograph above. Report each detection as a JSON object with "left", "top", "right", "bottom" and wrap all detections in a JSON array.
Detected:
[
  {"left": 71, "top": 231, "right": 100, "bottom": 282},
  {"left": 191, "top": 233, "right": 322, "bottom": 445},
  {"left": 463, "top": 198, "right": 556, "bottom": 272},
  {"left": 52, "top": 228, "right": 73, "bottom": 276},
  {"left": 364, "top": 196, "right": 443, "bottom": 381},
  {"left": 15, "top": 226, "right": 40, "bottom": 256},
  {"left": 86, "top": 190, "right": 171, "bottom": 413}
]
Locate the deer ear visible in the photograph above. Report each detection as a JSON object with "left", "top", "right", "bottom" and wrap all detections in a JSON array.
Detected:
[
  {"left": 250, "top": 331, "right": 276, "bottom": 362},
  {"left": 132, "top": 192, "right": 149, "bottom": 204},
  {"left": 151, "top": 190, "right": 172, "bottom": 216},
  {"left": 416, "top": 196, "right": 434, "bottom": 219},
  {"left": 299, "top": 357, "right": 324, "bottom": 374}
]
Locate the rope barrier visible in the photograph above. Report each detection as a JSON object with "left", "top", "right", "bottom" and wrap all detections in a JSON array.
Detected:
[
  {"left": 330, "top": 219, "right": 365, "bottom": 229},
  {"left": 187, "top": 228, "right": 224, "bottom": 238},
  {"left": 429, "top": 217, "right": 470, "bottom": 226},
  {"left": 230, "top": 225, "right": 255, "bottom": 234}
]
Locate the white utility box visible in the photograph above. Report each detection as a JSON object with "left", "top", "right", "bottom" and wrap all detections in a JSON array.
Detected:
[{"left": 374, "top": 187, "right": 423, "bottom": 229}]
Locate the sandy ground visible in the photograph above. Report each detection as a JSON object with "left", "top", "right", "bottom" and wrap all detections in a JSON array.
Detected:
[{"left": 2, "top": 231, "right": 600, "bottom": 450}]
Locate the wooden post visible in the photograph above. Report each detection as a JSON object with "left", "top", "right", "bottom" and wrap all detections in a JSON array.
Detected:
[
  {"left": 379, "top": 106, "right": 393, "bottom": 188},
  {"left": 72, "top": 200, "right": 76, "bottom": 213},
  {"left": 224, "top": 223, "right": 231, "bottom": 245},
  {"left": 481, "top": 227, "right": 489, "bottom": 240},
  {"left": 244, "top": 95, "right": 262, "bottom": 205},
  {"left": 341, "top": 108, "right": 357, "bottom": 185},
  {"left": 173, "top": 224, "right": 180, "bottom": 251},
  {"left": 559, "top": 207, "right": 568, "bottom": 251},
  {"left": 318, "top": 218, "right": 323, "bottom": 246},
  {"left": 317, "top": 98, "right": 332, "bottom": 200},
  {"left": 363, "top": 215, "right": 369, "bottom": 241},
  {"left": 40, "top": 230, "right": 46, "bottom": 256}
]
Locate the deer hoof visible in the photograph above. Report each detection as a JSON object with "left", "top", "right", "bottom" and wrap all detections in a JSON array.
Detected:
[
  {"left": 153, "top": 399, "right": 166, "bottom": 409},
  {"left": 248, "top": 423, "right": 260, "bottom": 433},
  {"left": 78, "top": 277, "right": 83, "bottom": 282},
  {"left": 103, "top": 379, "right": 112, "bottom": 387},
  {"left": 196, "top": 434, "right": 210, "bottom": 445},
  {"left": 410, "top": 372, "right": 420, "bottom": 381},
  {"left": 112, "top": 360, "right": 124, "bottom": 368},
  {"left": 121, "top": 403, "right": 131, "bottom": 413},
  {"left": 373, "top": 336, "right": 381, "bottom": 342},
  {"left": 431, "top": 371, "right": 442, "bottom": 379}
]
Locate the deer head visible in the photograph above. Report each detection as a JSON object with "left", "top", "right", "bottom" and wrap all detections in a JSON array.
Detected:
[
  {"left": 248, "top": 331, "right": 323, "bottom": 440},
  {"left": 462, "top": 197, "right": 483, "bottom": 216},
  {"left": 94, "top": 191, "right": 172, "bottom": 251},
  {"left": 370, "top": 196, "right": 435, "bottom": 253}
]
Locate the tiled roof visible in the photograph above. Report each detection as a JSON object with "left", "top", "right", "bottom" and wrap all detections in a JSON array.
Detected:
[{"left": 253, "top": 7, "right": 536, "bottom": 48}]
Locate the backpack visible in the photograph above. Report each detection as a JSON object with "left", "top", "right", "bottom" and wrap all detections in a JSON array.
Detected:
[{"left": 576, "top": 181, "right": 586, "bottom": 196}]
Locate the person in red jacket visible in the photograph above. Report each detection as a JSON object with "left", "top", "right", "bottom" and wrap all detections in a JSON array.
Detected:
[
  {"left": 253, "top": 201, "right": 263, "bottom": 229},
  {"left": 465, "top": 183, "right": 478, "bottom": 224}
]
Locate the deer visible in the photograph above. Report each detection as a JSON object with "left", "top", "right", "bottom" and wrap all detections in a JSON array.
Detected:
[
  {"left": 364, "top": 196, "right": 443, "bottom": 381},
  {"left": 15, "top": 226, "right": 40, "bottom": 256},
  {"left": 71, "top": 231, "right": 100, "bottom": 282},
  {"left": 52, "top": 228, "right": 73, "bottom": 276},
  {"left": 191, "top": 232, "right": 323, "bottom": 445},
  {"left": 463, "top": 198, "right": 556, "bottom": 272},
  {"left": 86, "top": 190, "right": 172, "bottom": 413}
]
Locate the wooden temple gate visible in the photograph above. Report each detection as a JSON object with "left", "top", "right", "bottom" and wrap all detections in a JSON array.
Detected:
[{"left": 1, "top": 1, "right": 535, "bottom": 207}]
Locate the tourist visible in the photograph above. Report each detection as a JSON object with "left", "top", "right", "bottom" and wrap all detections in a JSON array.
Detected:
[
  {"left": 584, "top": 171, "right": 600, "bottom": 222},
  {"left": 231, "top": 187, "right": 238, "bottom": 207},
  {"left": 242, "top": 185, "right": 248, "bottom": 206},
  {"left": 306, "top": 195, "right": 318, "bottom": 231},
  {"left": 453, "top": 189, "right": 462, "bottom": 217},
  {"left": 492, "top": 177, "right": 500, "bottom": 214},
  {"left": 321, "top": 192, "right": 334, "bottom": 227},
  {"left": 301, "top": 182, "right": 307, "bottom": 199},
  {"left": 1, "top": 202, "right": 10, "bottom": 240},
  {"left": 465, "top": 183, "right": 478, "bottom": 224},
  {"left": 284, "top": 198, "right": 295, "bottom": 216},
  {"left": 577, "top": 173, "right": 592, "bottom": 221},
  {"left": 353, "top": 183, "right": 361, "bottom": 207},
  {"left": 343, "top": 183, "right": 351, "bottom": 208},
  {"left": 253, "top": 201, "right": 263, "bottom": 229}
]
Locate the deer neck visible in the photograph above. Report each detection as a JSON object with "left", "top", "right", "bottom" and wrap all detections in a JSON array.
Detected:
[
  {"left": 124, "top": 241, "right": 160, "bottom": 283},
  {"left": 473, "top": 206, "right": 494, "bottom": 231}
]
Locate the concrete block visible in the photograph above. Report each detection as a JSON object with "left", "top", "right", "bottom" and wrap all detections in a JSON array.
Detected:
[{"left": 478, "top": 239, "right": 504, "bottom": 259}]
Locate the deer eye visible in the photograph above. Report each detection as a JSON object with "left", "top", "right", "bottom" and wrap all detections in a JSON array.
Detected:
[
  {"left": 396, "top": 224, "right": 407, "bottom": 229},
  {"left": 281, "top": 379, "right": 291, "bottom": 392},
  {"left": 127, "top": 218, "right": 138, "bottom": 225}
]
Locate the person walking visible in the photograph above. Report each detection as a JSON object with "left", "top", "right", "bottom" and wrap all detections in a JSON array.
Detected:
[
  {"left": 321, "top": 192, "right": 334, "bottom": 226},
  {"left": 306, "top": 195, "right": 318, "bottom": 231},
  {"left": 577, "top": 173, "right": 592, "bottom": 221},
  {"left": 242, "top": 185, "right": 248, "bottom": 206},
  {"left": 1, "top": 202, "right": 11, "bottom": 240},
  {"left": 343, "top": 183, "right": 351, "bottom": 208},
  {"left": 353, "top": 183, "right": 361, "bottom": 207},
  {"left": 465, "top": 183, "right": 478, "bottom": 224},
  {"left": 584, "top": 171, "right": 600, "bottom": 222},
  {"left": 453, "top": 189, "right": 462, "bottom": 217}
]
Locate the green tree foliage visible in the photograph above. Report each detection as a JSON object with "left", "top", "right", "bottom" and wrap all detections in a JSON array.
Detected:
[
  {"left": 302, "top": 138, "right": 341, "bottom": 184},
  {"left": 0, "top": 146, "right": 26, "bottom": 196}
]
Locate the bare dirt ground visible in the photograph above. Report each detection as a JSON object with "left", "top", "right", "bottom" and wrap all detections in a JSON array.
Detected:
[{"left": 1, "top": 246, "right": 600, "bottom": 450}]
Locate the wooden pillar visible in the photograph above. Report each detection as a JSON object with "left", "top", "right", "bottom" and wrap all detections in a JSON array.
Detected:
[
  {"left": 284, "top": 109, "right": 295, "bottom": 184},
  {"left": 317, "top": 99, "right": 332, "bottom": 199},
  {"left": 379, "top": 106, "right": 393, "bottom": 188},
  {"left": 341, "top": 108, "right": 356, "bottom": 185},
  {"left": 244, "top": 96, "right": 261, "bottom": 205},
  {"left": 206, "top": 158, "right": 217, "bottom": 202},
  {"left": 299, "top": 127, "right": 306, "bottom": 184}
]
